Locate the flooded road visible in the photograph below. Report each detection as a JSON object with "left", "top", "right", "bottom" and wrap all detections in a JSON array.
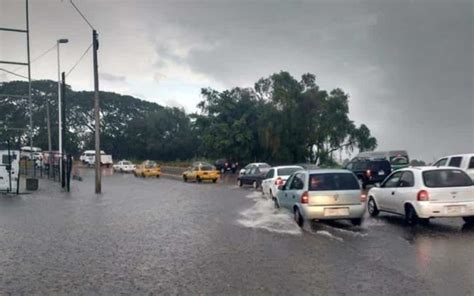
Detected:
[{"left": 0, "top": 170, "right": 473, "bottom": 295}]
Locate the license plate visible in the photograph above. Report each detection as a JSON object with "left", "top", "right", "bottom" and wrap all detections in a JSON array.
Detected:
[
  {"left": 324, "top": 208, "right": 349, "bottom": 217},
  {"left": 446, "top": 206, "right": 462, "bottom": 214}
]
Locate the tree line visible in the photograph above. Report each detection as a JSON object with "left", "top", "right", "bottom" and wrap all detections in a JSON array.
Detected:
[{"left": 0, "top": 71, "right": 377, "bottom": 165}]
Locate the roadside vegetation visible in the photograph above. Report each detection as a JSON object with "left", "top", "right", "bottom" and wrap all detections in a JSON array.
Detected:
[{"left": 0, "top": 71, "right": 376, "bottom": 166}]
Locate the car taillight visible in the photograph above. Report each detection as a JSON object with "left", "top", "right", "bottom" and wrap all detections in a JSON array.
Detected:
[
  {"left": 417, "top": 190, "right": 429, "bottom": 201},
  {"left": 366, "top": 169, "right": 371, "bottom": 177},
  {"left": 360, "top": 193, "right": 367, "bottom": 202},
  {"left": 275, "top": 177, "right": 284, "bottom": 186},
  {"left": 301, "top": 191, "right": 309, "bottom": 204}
]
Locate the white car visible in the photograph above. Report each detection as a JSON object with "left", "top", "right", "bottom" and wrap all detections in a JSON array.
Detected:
[
  {"left": 368, "top": 167, "right": 474, "bottom": 225},
  {"left": 113, "top": 160, "right": 136, "bottom": 173},
  {"left": 433, "top": 153, "right": 474, "bottom": 181},
  {"left": 261, "top": 165, "right": 303, "bottom": 198},
  {"left": 239, "top": 162, "right": 270, "bottom": 177}
]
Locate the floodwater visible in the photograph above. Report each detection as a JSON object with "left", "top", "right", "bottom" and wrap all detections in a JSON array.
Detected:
[{"left": 0, "top": 170, "right": 473, "bottom": 295}]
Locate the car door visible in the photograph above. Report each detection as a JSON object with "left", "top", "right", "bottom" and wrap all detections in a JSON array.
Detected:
[
  {"left": 243, "top": 166, "right": 256, "bottom": 184},
  {"left": 378, "top": 171, "right": 404, "bottom": 212},
  {"left": 386, "top": 171, "right": 415, "bottom": 214},
  {"left": 282, "top": 173, "right": 305, "bottom": 208},
  {"left": 433, "top": 158, "right": 448, "bottom": 167},
  {"left": 261, "top": 169, "right": 274, "bottom": 195},
  {"left": 279, "top": 174, "right": 295, "bottom": 208}
]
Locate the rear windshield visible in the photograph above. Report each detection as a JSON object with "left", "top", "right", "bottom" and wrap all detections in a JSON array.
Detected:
[
  {"left": 145, "top": 161, "right": 157, "bottom": 168},
  {"left": 390, "top": 156, "right": 409, "bottom": 165},
  {"left": 423, "top": 170, "right": 473, "bottom": 188},
  {"left": 201, "top": 165, "right": 215, "bottom": 171},
  {"left": 309, "top": 173, "right": 360, "bottom": 191},
  {"left": 277, "top": 167, "right": 301, "bottom": 176},
  {"left": 369, "top": 161, "right": 391, "bottom": 171}
]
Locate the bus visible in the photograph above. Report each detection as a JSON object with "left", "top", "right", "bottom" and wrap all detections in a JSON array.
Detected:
[{"left": 354, "top": 150, "right": 410, "bottom": 170}]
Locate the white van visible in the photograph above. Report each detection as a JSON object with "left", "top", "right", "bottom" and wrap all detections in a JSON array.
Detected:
[
  {"left": 433, "top": 154, "right": 474, "bottom": 181},
  {"left": 80, "top": 150, "right": 113, "bottom": 167},
  {"left": 0, "top": 150, "right": 20, "bottom": 193},
  {"left": 20, "top": 146, "right": 42, "bottom": 161}
]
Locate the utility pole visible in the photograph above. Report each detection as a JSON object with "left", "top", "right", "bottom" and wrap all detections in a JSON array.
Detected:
[
  {"left": 93, "top": 29, "right": 101, "bottom": 193},
  {"left": 46, "top": 100, "right": 52, "bottom": 177},
  {"left": 26, "top": 0, "right": 33, "bottom": 161},
  {"left": 61, "top": 72, "right": 66, "bottom": 188}
]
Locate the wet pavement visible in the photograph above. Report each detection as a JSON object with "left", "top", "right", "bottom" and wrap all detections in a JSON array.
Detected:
[{"left": 0, "top": 170, "right": 473, "bottom": 295}]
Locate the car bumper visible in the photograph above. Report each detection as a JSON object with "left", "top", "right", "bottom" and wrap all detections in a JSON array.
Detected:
[
  {"left": 415, "top": 201, "right": 474, "bottom": 218},
  {"left": 301, "top": 203, "right": 366, "bottom": 220}
]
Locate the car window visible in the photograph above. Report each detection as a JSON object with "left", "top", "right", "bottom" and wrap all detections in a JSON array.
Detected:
[
  {"left": 469, "top": 157, "right": 474, "bottom": 169},
  {"left": 433, "top": 158, "right": 448, "bottom": 167},
  {"left": 353, "top": 161, "right": 368, "bottom": 170},
  {"left": 289, "top": 173, "right": 305, "bottom": 190},
  {"left": 423, "top": 170, "right": 473, "bottom": 187},
  {"left": 265, "top": 169, "right": 274, "bottom": 179},
  {"left": 201, "top": 165, "right": 214, "bottom": 171},
  {"left": 249, "top": 167, "right": 257, "bottom": 175},
  {"left": 382, "top": 171, "right": 403, "bottom": 188},
  {"left": 193, "top": 166, "right": 199, "bottom": 171},
  {"left": 277, "top": 167, "right": 301, "bottom": 176},
  {"left": 309, "top": 173, "right": 359, "bottom": 191},
  {"left": 284, "top": 174, "right": 295, "bottom": 190},
  {"left": 448, "top": 157, "right": 462, "bottom": 168},
  {"left": 369, "top": 161, "right": 391, "bottom": 172},
  {"left": 399, "top": 171, "right": 415, "bottom": 187}
]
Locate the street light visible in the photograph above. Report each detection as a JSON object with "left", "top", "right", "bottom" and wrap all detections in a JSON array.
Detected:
[{"left": 57, "top": 38, "right": 68, "bottom": 183}]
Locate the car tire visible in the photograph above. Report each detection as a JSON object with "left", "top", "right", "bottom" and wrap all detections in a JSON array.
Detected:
[
  {"left": 134, "top": 172, "right": 138, "bottom": 177},
  {"left": 463, "top": 216, "right": 474, "bottom": 224},
  {"left": 142, "top": 173, "right": 146, "bottom": 178},
  {"left": 405, "top": 205, "right": 419, "bottom": 226},
  {"left": 238, "top": 179, "right": 243, "bottom": 187},
  {"left": 351, "top": 218, "right": 362, "bottom": 226},
  {"left": 253, "top": 181, "right": 258, "bottom": 189},
  {"left": 197, "top": 176, "right": 202, "bottom": 183},
  {"left": 294, "top": 207, "right": 304, "bottom": 227},
  {"left": 156, "top": 174, "right": 160, "bottom": 178},
  {"left": 183, "top": 175, "right": 187, "bottom": 182},
  {"left": 368, "top": 198, "right": 379, "bottom": 217},
  {"left": 212, "top": 178, "right": 217, "bottom": 183}
]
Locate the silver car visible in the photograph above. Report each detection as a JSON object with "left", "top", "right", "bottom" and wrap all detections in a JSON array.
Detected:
[{"left": 275, "top": 169, "right": 367, "bottom": 227}]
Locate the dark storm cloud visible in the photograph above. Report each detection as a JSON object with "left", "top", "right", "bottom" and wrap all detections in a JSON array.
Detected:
[{"left": 1, "top": 0, "right": 472, "bottom": 161}]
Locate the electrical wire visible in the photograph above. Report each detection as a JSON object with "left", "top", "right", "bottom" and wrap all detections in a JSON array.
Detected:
[
  {"left": 65, "top": 43, "right": 93, "bottom": 77},
  {"left": 0, "top": 68, "right": 28, "bottom": 79},
  {"left": 70, "top": 0, "right": 95, "bottom": 30}
]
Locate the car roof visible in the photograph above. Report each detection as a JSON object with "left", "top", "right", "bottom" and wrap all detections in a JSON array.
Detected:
[
  {"left": 305, "top": 169, "right": 352, "bottom": 174},
  {"left": 272, "top": 165, "right": 304, "bottom": 169},
  {"left": 438, "top": 153, "right": 474, "bottom": 159},
  {"left": 400, "top": 166, "right": 466, "bottom": 172}
]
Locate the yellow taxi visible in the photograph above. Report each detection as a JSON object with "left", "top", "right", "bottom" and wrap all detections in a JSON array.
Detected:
[
  {"left": 183, "top": 162, "right": 220, "bottom": 183},
  {"left": 134, "top": 160, "right": 161, "bottom": 178}
]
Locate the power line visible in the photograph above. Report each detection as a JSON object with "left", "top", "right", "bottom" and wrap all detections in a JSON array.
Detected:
[
  {"left": 66, "top": 43, "right": 93, "bottom": 77},
  {"left": 0, "top": 68, "right": 28, "bottom": 79},
  {"left": 69, "top": 0, "right": 95, "bottom": 30},
  {"left": 12, "top": 43, "right": 57, "bottom": 72}
]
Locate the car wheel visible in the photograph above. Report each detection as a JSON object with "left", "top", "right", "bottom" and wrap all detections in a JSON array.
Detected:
[
  {"left": 134, "top": 172, "right": 138, "bottom": 177},
  {"left": 156, "top": 174, "right": 160, "bottom": 178},
  {"left": 183, "top": 175, "right": 187, "bottom": 182},
  {"left": 368, "top": 198, "right": 379, "bottom": 217},
  {"left": 142, "top": 173, "right": 146, "bottom": 178},
  {"left": 253, "top": 181, "right": 258, "bottom": 189},
  {"left": 463, "top": 216, "right": 474, "bottom": 224},
  {"left": 212, "top": 178, "right": 217, "bottom": 183},
  {"left": 351, "top": 218, "right": 362, "bottom": 226},
  {"left": 238, "top": 179, "right": 243, "bottom": 187},
  {"left": 197, "top": 176, "right": 202, "bottom": 183},
  {"left": 294, "top": 207, "right": 304, "bottom": 227},
  {"left": 405, "top": 205, "right": 419, "bottom": 226}
]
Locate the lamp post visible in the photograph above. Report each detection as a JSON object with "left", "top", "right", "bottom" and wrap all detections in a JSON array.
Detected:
[{"left": 57, "top": 38, "right": 68, "bottom": 182}]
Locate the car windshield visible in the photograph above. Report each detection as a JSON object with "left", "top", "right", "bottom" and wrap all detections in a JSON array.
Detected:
[
  {"left": 277, "top": 167, "right": 301, "bottom": 176},
  {"left": 145, "top": 161, "right": 157, "bottom": 168},
  {"left": 123, "top": 161, "right": 131, "bottom": 165},
  {"left": 201, "top": 165, "right": 215, "bottom": 171},
  {"left": 423, "top": 170, "right": 473, "bottom": 188},
  {"left": 309, "top": 173, "right": 360, "bottom": 191}
]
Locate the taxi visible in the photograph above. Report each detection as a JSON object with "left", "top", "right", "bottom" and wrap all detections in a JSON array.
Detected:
[
  {"left": 183, "top": 162, "right": 220, "bottom": 183},
  {"left": 134, "top": 160, "right": 161, "bottom": 178}
]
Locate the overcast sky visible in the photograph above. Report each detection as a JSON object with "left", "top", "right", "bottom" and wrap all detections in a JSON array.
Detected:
[{"left": 1, "top": 0, "right": 473, "bottom": 162}]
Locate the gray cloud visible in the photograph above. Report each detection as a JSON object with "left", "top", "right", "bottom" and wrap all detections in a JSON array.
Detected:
[
  {"left": 100, "top": 72, "right": 127, "bottom": 83},
  {"left": 1, "top": 0, "right": 472, "bottom": 162}
]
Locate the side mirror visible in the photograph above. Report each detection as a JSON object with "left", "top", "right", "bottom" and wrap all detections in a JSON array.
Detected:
[{"left": 278, "top": 185, "right": 284, "bottom": 190}]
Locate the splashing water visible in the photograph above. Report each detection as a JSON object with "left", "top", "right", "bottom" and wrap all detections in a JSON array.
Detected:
[{"left": 237, "top": 192, "right": 302, "bottom": 235}]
